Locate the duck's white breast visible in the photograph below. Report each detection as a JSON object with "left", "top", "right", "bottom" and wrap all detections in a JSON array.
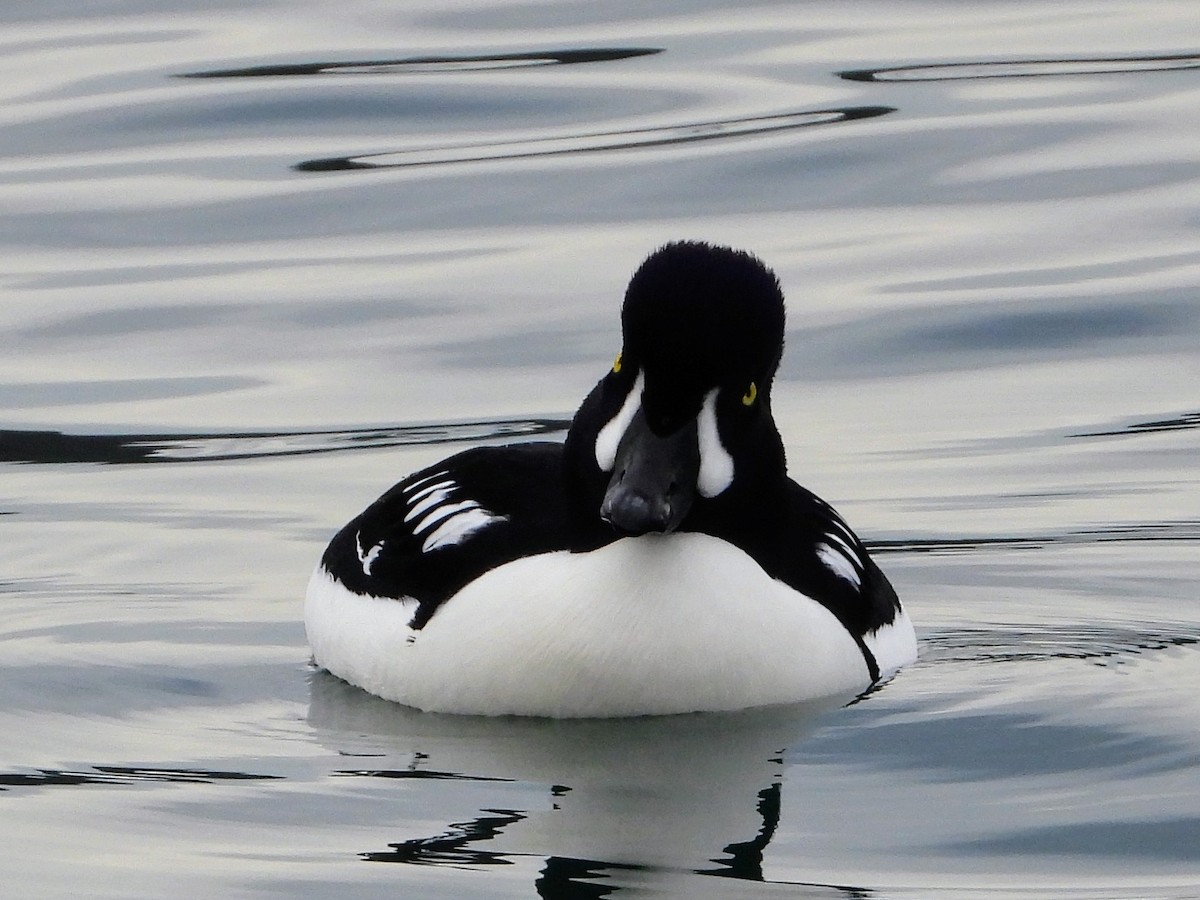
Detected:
[{"left": 305, "top": 532, "right": 874, "bottom": 717}]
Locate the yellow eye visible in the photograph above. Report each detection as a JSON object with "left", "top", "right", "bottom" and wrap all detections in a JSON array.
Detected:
[
  {"left": 612, "top": 352, "right": 623, "bottom": 373},
  {"left": 741, "top": 382, "right": 758, "bottom": 406}
]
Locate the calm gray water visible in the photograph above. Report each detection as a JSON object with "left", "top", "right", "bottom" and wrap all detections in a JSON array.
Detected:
[{"left": 3, "top": 1, "right": 1199, "bottom": 897}]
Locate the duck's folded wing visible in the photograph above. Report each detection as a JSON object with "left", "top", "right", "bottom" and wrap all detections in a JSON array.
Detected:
[
  {"left": 316, "top": 442, "right": 602, "bottom": 626},
  {"left": 719, "top": 481, "right": 906, "bottom": 681}
]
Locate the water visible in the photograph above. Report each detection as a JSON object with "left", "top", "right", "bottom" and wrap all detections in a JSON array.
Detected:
[{"left": 2, "top": 0, "right": 1199, "bottom": 896}]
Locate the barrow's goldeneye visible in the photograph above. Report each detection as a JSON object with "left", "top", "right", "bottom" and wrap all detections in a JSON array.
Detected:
[{"left": 306, "top": 241, "right": 916, "bottom": 716}]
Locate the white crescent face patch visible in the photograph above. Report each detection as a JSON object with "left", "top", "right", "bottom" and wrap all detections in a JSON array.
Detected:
[
  {"left": 594, "top": 370, "right": 645, "bottom": 472},
  {"left": 593, "top": 372, "right": 735, "bottom": 498},
  {"left": 696, "top": 387, "right": 733, "bottom": 497}
]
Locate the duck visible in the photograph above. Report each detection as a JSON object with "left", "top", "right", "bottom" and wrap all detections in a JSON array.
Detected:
[{"left": 305, "top": 241, "right": 917, "bottom": 717}]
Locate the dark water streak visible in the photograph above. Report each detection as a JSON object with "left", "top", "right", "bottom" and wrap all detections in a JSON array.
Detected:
[
  {"left": 0, "top": 766, "right": 281, "bottom": 790},
  {"left": 1074, "top": 411, "right": 1200, "bottom": 437},
  {"left": 179, "top": 48, "right": 663, "bottom": 79},
  {"left": 295, "top": 107, "right": 894, "bottom": 172},
  {"left": 840, "top": 52, "right": 1200, "bottom": 82},
  {"left": 921, "top": 623, "right": 1200, "bottom": 666},
  {"left": 872, "top": 521, "right": 1200, "bottom": 554},
  {"left": 0, "top": 418, "right": 569, "bottom": 465}
]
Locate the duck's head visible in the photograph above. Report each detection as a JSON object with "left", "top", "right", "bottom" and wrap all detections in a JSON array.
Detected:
[{"left": 565, "top": 241, "right": 788, "bottom": 535}]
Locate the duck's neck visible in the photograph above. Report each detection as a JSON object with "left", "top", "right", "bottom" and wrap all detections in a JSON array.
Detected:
[
  {"left": 690, "top": 409, "right": 790, "bottom": 531},
  {"left": 562, "top": 378, "right": 613, "bottom": 528}
]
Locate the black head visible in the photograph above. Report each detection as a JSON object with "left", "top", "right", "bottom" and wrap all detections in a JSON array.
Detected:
[
  {"left": 565, "top": 241, "right": 789, "bottom": 535},
  {"left": 620, "top": 241, "right": 785, "bottom": 416}
]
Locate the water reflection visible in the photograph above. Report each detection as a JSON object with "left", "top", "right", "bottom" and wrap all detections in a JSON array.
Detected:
[
  {"left": 0, "top": 418, "right": 568, "bottom": 464},
  {"left": 0, "top": 766, "right": 280, "bottom": 789},
  {"left": 1074, "top": 410, "right": 1200, "bottom": 437},
  {"left": 951, "top": 817, "right": 1200, "bottom": 862},
  {"left": 873, "top": 521, "right": 1200, "bottom": 554},
  {"left": 363, "top": 807, "right": 527, "bottom": 866},
  {"left": 295, "top": 106, "right": 894, "bottom": 172},
  {"left": 840, "top": 53, "right": 1200, "bottom": 82},
  {"left": 921, "top": 622, "right": 1200, "bottom": 666},
  {"left": 784, "top": 288, "right": 1199, "bottom": 382},
  {"left": 0, "top": 376, "right": 262, "bottom": 409},
  {"left": 806, "top": 701, "right": 1200, "bottom": 782},
  {"left": 180, "top": 48, "right": 663, "bottom": 79},
  {"left": 308, "top": 673, "right": 863, "bottom": 895}
]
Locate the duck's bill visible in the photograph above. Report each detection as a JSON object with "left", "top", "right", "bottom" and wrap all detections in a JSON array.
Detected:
[{"left": 600, "top": 409, "right": 699, "bottom": 535}]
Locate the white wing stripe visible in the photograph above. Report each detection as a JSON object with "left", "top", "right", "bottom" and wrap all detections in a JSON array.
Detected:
[
  {"left": 407, "top": 480, "right": 455, "bottom": 504},
  {"left": 412, "top": 499, "right": 482, "bottom": 535},
  {"left": 816, "top": 542, "right": 862, "bottom": 587},
  {"left": 822, "top": 530, "right": 863, "bottom": 569},
  {"left": 402, "top": 471, "right": 449, "bottom": 495},
  {"left": 421, "top": 507, "right": 507, "bottom": 553},
  {"left": 403, "top": 484, "right": 455, "bottom": 522},
  {"left": 823, "top": 515, "right": 858, "bottom": 547}
]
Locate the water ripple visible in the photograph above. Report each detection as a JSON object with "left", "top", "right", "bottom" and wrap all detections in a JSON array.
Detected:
[
  {"left": 950, "top": 817, "right": 1200, "bottom": 863},
  {"left": 0, "top": 418, "right": 569, "bottom": 465},
  {"left": 871, "top": 521, "right": 1200, "bottom": 554},
  {"left": 363, "top": 808, "right": 527, "bottom": 867},
  {"left": 179, "top": 48, "right": 662, "bottom": 79},
  {"left": 0, "top": 766, "right": 280, "bottom": 790},
  {"left": 920, "top": 622, "right": 1200, "bottom": 666},
  {"left": 840, "top": 53, "right": 1200, "bottom": 82},
  {"left": 1073, "top": 410, "right": 1200, "bottom": 438},
  {"left": 334, "top": 768, "right": 514, "bottom": 784},
  {"left": 295, "top": 106, "right": 894, "bottom": 172}
]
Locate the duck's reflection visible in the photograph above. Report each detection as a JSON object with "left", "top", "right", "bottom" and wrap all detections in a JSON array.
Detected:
[{"left": 308, "top": 671, "right": 869, "bottom": 897}]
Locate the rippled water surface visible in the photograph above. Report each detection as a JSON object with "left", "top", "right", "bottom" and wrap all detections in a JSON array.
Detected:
[{"left": 3, "top": 1, "right": 1199, "bottom": 897}]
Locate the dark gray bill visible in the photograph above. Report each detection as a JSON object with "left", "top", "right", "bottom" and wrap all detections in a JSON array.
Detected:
[{"left": 600, "top": 409, "right": 699, "bottom": 534}]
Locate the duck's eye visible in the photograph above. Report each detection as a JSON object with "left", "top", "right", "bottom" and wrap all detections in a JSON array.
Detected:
[
  {"left": 612, "top": 352, "right": 623, "bottom": 374},
  {"left": 741, "top": 381, "right": 758, "bottom": 406}
]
